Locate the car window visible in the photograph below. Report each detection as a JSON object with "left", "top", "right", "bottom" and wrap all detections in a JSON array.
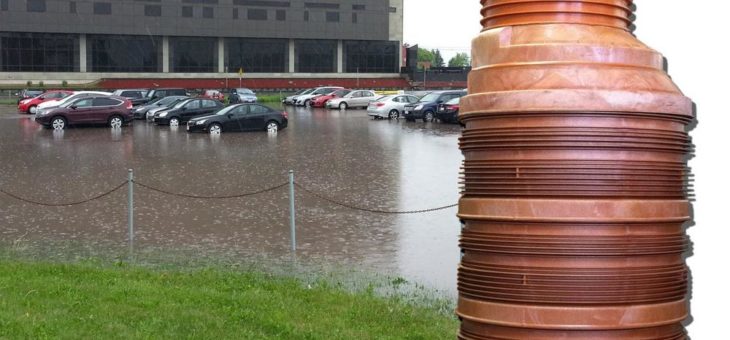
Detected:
[
  {"left": 363, "top": 92, "right": 374, "bottom": 97},
  {"left": 74, "top": 98, "right": 94, "bottom": 108},
  {"left": 233, "top": 105, "right": 248, "bottom": 115},
  {"left": 185, "top": 100, "right": 201, "bottom": 109},
  {"left": 202, "top": 100, "right": 218, "bottom": 108},
  {"left": 249, "top": 105, "right": 269, "bottom": 114},
  {"left": 394, "top": 96, "right": 405, "bottom": 103},
  {"left": 93, "top": 98, "right": 121, "bottom": 106}
]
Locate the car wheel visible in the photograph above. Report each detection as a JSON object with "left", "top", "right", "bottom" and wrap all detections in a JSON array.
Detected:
[
  {"left": 209, "top": 123, "right": 222, "bottom": 134},
  {"left": 51, "top": 116, "right": 66, "bottom": 130},
  {"left": 28, "top": 105, "right": 37, "bottom": 114},
  {"left": 339, "top": 102, "right": 348, "bottom": 110},
  {"left": 305, "top": 100, "right": 312, "bottom": 108},
  {"left": 423, "top": 111, "right": 435, "bottom": 122},
  {"left": 169, "top": 117, "right": 180, "bottom": 126},
  {"left": 388, "top": 110, "right": 399, "bottom": 120},
  {"left": 266, "top": 120, "right": 279, "bottom": 133},
  {"left": 109, "top": 115, "right": 124, "bottom": 128}
]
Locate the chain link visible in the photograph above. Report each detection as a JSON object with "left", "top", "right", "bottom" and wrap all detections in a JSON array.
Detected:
[
  {"left": 294, "top": 182, "right": 458, "bottom": 214},
  {"left": 133, "top": 180, "right": 288, "bottom": 199},
  {"left": 0, "top": 181, "right": 127, "bottom": 207}
]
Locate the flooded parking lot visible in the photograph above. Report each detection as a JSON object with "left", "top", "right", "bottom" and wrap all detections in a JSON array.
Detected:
[{"left": 0, "top": 104, "right": 463, "bottom": 294}]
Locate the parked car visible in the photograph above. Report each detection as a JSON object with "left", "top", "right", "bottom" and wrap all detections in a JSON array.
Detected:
[
  {"left": 283, "top": 88, "right": 314, "bottom": 105},
  {"left": 153, "top": 98, "right": 224, "bottom": 126},
  {"left": 367, "top": 94, "right": 420, "bottom": 120},
  {"left": 17, "top": 90, "right": 73, "bottom": 114},
  {"left": 403, "top": 90, "right": 467, "bottom": 122},
  {"left": 229, "top": 88, "right": 258, "bottom": 104},
  {"left": 295, "top": 86, "right": 344, "bottom": 107},
  {"left": 187, "top": 103, "right": 288, "bottom": 134},
  {"left": 112, "top": 89, "right": 148, "bottom": 106},
  {"left": 200, "top": 89, "right": 225, "bottom": 102},
  {"left": 326, "top": 90, "right": 378, "bottom": 110},
  {"left": 311, "top": 89, "right": 351, "bottom": 108},
  {"left": 132, "top": 95, "right": 189, "bottom": 120},
  {"left": 139, "top": 88, "right": 187, "bottom": 105},
  {"left": 17, "top": 89, "right": 44, "bottom": 105},
  {"left": 36, "top": 91, "right": 113, "bottom": 114},
  {"left": 35, "top": 95, "right": 133, "bottom": 130},
  {"left": 436, "top": 97, "right": 462, "bottom": 124}
]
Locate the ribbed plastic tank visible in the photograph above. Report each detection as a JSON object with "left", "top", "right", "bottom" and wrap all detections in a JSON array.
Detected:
[{"left": 457, "top": 1, "right": 694, "bottom": 338}]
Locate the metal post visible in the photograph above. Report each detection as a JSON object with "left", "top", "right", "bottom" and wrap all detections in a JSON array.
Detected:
[
  {"left": 127, "top": 169, "right": 134, "bottom": 258},
  {"left": 289, "top": 170, "right": 296, "bottom": 251}
]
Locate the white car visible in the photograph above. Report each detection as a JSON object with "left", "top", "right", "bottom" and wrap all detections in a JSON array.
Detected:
[
  {"left": 295, "top": 86, "right": 344, "bottom": 107},
  {"left": 36, "top": 91, "right": 112, "bottom": 113},
  {"left": 326, "top": 90, "right": 378, "bottom": 110},
  {"left": 367, "top": 94, "right": 420, "bottom": 119},
  {"left": 283, "top": 88, "right": 313, "bottom": 105}
]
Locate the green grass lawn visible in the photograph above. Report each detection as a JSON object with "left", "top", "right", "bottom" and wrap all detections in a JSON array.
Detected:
[
  {"left": 0, "top": 260, "right": 457, "bottom": 339},
  {"left": 0, "top": 99, "right": 17, "bottom": 105}
]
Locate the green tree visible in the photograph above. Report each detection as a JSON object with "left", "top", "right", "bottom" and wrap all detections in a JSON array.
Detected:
[
  {"left": 432, "top": 49, "right": 445, "bottom": 67},
  {"left": 448, "top": 53, "right": 471, "bottom": 67},
  {"left": 417, "top": 48, "right": 434, "bottom": 64}
]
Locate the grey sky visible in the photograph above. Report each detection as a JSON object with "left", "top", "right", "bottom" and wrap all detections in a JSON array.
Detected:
[{"left": 403, "top": 1, "right": 482, "bottom": 61}]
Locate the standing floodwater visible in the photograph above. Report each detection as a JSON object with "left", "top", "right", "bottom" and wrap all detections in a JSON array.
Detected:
[{"left": 0, "top": 106, "right": 462, "bottom": 294}]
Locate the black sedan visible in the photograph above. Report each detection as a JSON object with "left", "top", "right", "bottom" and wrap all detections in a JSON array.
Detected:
[
  {"left": 132, "top": 95, "right": 188, "bottom": 119},
  {"left": 186, "top": 104, "right": 288, "bottom": 134},
  {"left": 153, "top": 98, "right": 224, "bottom": 126},
  {"left": 435, "top": 97, "right": 461, "bottom": 124}
]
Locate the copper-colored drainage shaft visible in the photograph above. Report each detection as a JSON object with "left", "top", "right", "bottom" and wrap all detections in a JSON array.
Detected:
[{"left": 458, "top": 0, "right": 694, "bottom": 338}]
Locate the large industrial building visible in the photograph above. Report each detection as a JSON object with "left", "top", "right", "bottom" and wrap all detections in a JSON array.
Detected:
[{"left": 0, "top": 0, "right": 407, "bottom": 89}]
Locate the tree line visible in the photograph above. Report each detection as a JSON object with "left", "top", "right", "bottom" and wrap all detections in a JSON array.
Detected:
[{"left": 417, "top": 48, "right": 470, "bottom": 68}]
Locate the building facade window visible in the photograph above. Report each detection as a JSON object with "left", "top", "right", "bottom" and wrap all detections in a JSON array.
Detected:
[
  {"left": 203, "top": 6, "right": 213, "bottom": 18},
  {"left": 145, "top": 5, "right": 161, "bottom": 17},
  {"left": 170, "top": 37, "right": 217, "bottom": 72},
  {"left": 295, "top": 40, "right": 336, "bottom": 73},
  {"left": 248, "top": 9, "right": 266, "bottom": 20},
  {"left": 389, "top": 6, "right": 397, "bottom": 13},
  {"left": 1, "top": 0, "right": 9, "bottom": 11},
  {"left": 69, "top": 1, "right": 76, "bottom": 13},
  {"left": 88, "top": 35, "right": 162, "bottom": 72},
  {"left": 0, "top": 32, "right": 79, "bottom": 72},
  {"left": 226, "top": 38, "right": 287, "bottom": 73},
  {"left": 233, "top": 8, "right": 238, "bottom": 19},
  {"left": 344, "top": 40, "right": 399, "bottom": 73},
  {"left": 27, "top": 0, "right": 46, "bottom": 12},
  {"left": 326, "top": 12, "right": 339, "bottom": 22},
  {"left": 276, "top": 9, "right": 285, "bottom": 20},
  {"left": 93, "top": 2, "right": 112, "bottom": 15},
  {"left": 352, "top": 13, "right": 357, "bottom": 23},
  {"left": 352, "top": 4, "right": 365, "bottom": 10},
  {"left": 182, "top": 6, "right": 193, "bottom": 17},
  {"left": 303, "top": 10, "right": 308, "bottom": 21}
]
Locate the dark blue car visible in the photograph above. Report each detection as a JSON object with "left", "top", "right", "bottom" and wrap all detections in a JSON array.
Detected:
[{"left": 403, "top": 90, "right": 467, "bottom": 122}]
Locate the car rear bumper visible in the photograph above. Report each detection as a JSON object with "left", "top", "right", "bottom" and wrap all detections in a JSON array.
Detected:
[{"left": 403, "top": 109, "right": 423, "bottom": 119}]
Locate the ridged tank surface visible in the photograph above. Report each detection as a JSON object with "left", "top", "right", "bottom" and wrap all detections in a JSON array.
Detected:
[{"left": 457, "top": 0, "right": 694, "bottom": 338}]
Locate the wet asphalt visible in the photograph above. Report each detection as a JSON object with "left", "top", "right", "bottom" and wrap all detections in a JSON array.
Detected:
[{"left": 0, "top": 104, "right": 463, "bottom": 294}]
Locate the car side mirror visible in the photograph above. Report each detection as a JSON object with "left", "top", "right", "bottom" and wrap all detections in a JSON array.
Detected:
[
  {"left": 70, "top": 105, "right": 77, "bottom": 110},
  {"left": 227, "top": 114, "right": 234, "bottom": 119},
  {"left": 181, "top": 107, "right": 187, "bottom": 111}
]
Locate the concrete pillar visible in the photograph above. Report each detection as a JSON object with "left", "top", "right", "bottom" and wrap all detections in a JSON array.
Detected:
[
  {"left": 79, "top": 34, "right": 87, "bottom": 72},
  {"left": 217, "top": 37, "right": 225, "bottom": 73},
  {"left": 162, "top": 36, "right": 170, "bottom": 73},
  {"left": 288, "top": 39, "right": 295, "bottom": 73},
  {"left": 337, "top": 40, "right": 343, "bottom": 73}
]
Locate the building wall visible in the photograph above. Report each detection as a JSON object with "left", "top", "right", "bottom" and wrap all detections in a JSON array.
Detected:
[{"left": 0, "top": 0, "right": 392, "bottom": 41}]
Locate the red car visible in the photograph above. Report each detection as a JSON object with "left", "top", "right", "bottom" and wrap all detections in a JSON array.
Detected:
[
  {"left": 34, "top": 95, "right": 133, "bottom": 130},
  {"left": 17, "top": 90, "right": 73, "bottom": 114},
  {"left": 311, "top": 89, "right": 352, "bottom": 108},
  {"left": 200, "top": 90, "right": 225, "bottom": 102}
]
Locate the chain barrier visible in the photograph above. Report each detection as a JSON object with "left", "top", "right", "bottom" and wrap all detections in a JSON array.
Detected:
[
  {"left": 132, "top": 180, "right": 289, "bottom": 199},
  {"left": 0, "top": 181, "right": 127, "bottom": 207},
  {"left": 293, "top": 182, "right": 458, "bottom": 214}
]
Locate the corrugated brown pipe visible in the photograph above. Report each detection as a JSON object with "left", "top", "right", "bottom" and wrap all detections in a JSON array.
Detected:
[{"left": 457, "top": 0, "right": 694, "bottom": 338}]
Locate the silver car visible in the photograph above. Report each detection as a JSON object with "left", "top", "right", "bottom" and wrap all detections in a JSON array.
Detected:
[
  {"left": 326, "top": 90, "right": 378, "bottom": 110},
  {"left": 283, "top": 88, "right": 313, "bottom": 105},
  {"left": 367, "top": 94, "right": 420, "bottom": 119}
]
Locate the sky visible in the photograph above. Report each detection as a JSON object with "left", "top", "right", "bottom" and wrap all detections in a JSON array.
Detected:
[{"left": 402, "top": 0, "right": 482, "bottom": 61}]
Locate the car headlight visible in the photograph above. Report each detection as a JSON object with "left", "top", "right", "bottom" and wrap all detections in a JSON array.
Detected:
[
  {"left": 415, "top": 104, "right": 424, "bottom": 110},
  {"left": 158, "top": 112, "right": 168, "bottom": 117},
  {"left": 39, "top": 110, "right": 49, "bottom": 116},
  {"left": 196, "top": 120, "right": 206, "bottom": 125}
]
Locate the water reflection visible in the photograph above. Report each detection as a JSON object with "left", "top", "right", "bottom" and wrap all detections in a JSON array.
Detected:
[{"left": 0, "top": 108, "right": 462, "bottom": 293}]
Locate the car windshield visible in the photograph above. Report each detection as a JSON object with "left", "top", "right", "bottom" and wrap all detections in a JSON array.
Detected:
[
  {"left": 446, "top": 97, "right": 460, "bottom": 105},
  {"left": 332, "top": 90, "right": 350, "bottom": 96},
  {"left": 59, "top": 96, "right": 84, "bottom": 107},
  {"left": 238, "top": 89, "right": 254, "bottom": 95},
  {"left": 419, "top": 93, "right": 441, "bottom": 103},
  {"left": 154, "top": 96, "right": 180, "bottom": 105},
  {"left": 299, "top": 89, "right": 315, "bottom": 95},
  {"left": 215, "top": 105, "right": 239, "bottom": 115},
  {"left": 173, "top": 100, "right": 192, "bottom": 108}
]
